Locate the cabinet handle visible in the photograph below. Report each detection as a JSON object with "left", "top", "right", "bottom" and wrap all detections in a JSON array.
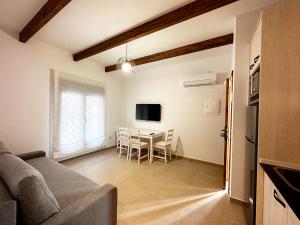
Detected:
[
  {"left": 273, "top": 190, "right": 286, "bottom": 208},
  {"left": 254, "top": 55, "right": 260, "bottom": 63},
  {"left": 246, "top": 136, "right": 255, "bottom": 144},
  {"left": 250, "top": 64, "right": 254, "bottom": 70}
]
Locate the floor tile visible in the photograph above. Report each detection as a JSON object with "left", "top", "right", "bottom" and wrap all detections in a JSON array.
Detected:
[{"left": 62, "top": 148, "right": 247, "bottom": 225}]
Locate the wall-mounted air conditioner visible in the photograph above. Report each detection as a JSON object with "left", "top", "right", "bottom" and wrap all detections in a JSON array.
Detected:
[{"left": 181, "top": 73, "right": 217, "bottom": 87}]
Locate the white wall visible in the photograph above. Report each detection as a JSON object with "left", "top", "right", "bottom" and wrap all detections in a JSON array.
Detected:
[
  {"left": 230, "top": 11, "right": 260, "bottom": 201},
  {"left": 121, "top": 46, "right": 233, "bottom": 165},
  {"left": 0, "top": 30, "right": 123, "bottom": 155}
]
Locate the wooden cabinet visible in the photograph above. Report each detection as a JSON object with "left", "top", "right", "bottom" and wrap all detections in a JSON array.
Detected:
[
  {"left": 263, "top": 173, "right": 288, "bottom": 225},
  {"left": 254, "top": 1, "right": 300, "bottom": 225},
  {"left": 263, "top": 173, "right": 300, "bottom": 225},
  {"left": 249, "top": 16, "right": 262, "bottom": 74},
  {"left": 288, "top": 206, "right": 300, "bottom": 225},
  {"left": 259, "top": 0, "right": 300, "bottom": 168}
]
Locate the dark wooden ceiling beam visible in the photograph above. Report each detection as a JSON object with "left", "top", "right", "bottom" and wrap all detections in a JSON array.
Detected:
[
  {"left": 73, "top": 0, "right": 238, "bottom": 61},
  {"left": 105, "top": 33, "right": 234, "bottom": 72},
  {"left": 19, "top": 0, "right": 72, "bottom": 43}
]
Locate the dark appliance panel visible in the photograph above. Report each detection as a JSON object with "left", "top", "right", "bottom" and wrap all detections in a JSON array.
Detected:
[
  {"left": 246, "top": 105, "right": 259, "bottom": 225},
  {"left": 249, "top": 70, "right": 260, "bottom": 105}
]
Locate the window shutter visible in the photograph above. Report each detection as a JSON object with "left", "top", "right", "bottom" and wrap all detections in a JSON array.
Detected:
[{"left": 53, "top": 77, "right": 105, "bottom": 156}]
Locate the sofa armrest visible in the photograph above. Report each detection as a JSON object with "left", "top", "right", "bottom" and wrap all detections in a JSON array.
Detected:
[
  {"left": 0, "top": 200, "right": 17, "bottom": 225},
  {"left": 16, "top": 151, "right": 46, "bottom": 160},
  {"left": 42, "top": 184, "right": 117, "bottom": 225}
]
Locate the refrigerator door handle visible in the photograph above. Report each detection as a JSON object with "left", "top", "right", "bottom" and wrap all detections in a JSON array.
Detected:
[{"left": 246, "top": 136, "right": 255, "bottom": 144}]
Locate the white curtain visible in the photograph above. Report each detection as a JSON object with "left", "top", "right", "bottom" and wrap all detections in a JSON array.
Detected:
[{"left": 54, "top": 78, "right": 105, "bottom": 155}]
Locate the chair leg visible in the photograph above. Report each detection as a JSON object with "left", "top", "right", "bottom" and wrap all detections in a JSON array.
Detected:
[
  {"left": 126, "top": 146, "right": 128, "bottom": 160},
  {"left": 129, "top": 147, "right": 132, "bottom": 162},
  {"left": 164, "top": 148, "right": 167, "bottom": 164},
  {"left": 148, "top": 146, "right": 150, "bottom": 161},
  {"left": 138, "top": 148, "right": 141, "bottom": 164},
  {"left": 119, "top": 145, "right": 122, "bottom": 158},
  {"left": 169, "top": 147, "right": 172, "bottom": 161}
]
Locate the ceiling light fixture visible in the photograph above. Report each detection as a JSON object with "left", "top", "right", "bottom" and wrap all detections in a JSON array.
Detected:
[{"left": 116, "top": 43, "right": 135, "bottom": 73}]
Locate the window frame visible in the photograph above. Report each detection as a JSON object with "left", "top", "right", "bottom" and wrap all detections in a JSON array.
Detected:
[{"left": 50, "top": 70, "right": 106, "bottom": 161}]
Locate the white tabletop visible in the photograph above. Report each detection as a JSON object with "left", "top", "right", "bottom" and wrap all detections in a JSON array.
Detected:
[{"left": 139, "top": 129, "right": 164, "bottom": 137}]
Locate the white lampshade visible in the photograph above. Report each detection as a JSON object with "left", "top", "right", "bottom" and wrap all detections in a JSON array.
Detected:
[
  {"left": 116, "top": 44, "right": 135, "bottom": 73},
  {"left": 121, "top": 61, "right": 132, "bottom": 73}
]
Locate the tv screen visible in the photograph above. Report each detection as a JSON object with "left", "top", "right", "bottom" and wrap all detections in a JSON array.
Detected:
[{"left": 136, "top": 104, "right": 161, "bottom": 122}]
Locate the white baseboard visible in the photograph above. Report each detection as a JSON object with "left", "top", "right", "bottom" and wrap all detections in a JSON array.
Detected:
[{"left": 54, "top": 145, "right": 116, "bottom": 162}]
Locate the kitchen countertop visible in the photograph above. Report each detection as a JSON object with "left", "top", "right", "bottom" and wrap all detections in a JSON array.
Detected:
[{"left": 261, "top": 163, "right": 300, "bottom": 220}]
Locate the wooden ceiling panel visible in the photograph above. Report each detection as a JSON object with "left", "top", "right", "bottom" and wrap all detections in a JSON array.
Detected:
[
  {"left": 19, "top": 0, "right": 72, "bottom": 43},
  {"left": 105, "top": 33, "right": 234, "bottom": 72},
  {"left": 73, "top": 0, "right": 238, "bottom": 61}
]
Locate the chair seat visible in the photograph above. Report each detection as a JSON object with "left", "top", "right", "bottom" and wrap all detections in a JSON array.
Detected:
[
  {"left": 154, "top": 141, "right": 170, "bottom": 148},
  {"left": 130, "top": 140, "right": 148, "bottom": 149}
]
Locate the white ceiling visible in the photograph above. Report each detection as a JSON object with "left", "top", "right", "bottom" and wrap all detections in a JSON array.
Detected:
[{"left": 0, "top": 0, "right": 280, "bottom": 66}]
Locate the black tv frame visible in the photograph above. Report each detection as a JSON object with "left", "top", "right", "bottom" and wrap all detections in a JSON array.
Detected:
[{"left": 135, "top": 104, "right": 161, "bottom": 122}]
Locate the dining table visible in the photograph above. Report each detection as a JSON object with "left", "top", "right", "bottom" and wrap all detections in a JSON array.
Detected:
[{"left": 138, "top": 129, "right": 164, "bottom": 163}]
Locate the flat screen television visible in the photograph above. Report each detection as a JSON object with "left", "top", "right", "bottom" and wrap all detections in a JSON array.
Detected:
[{"left": 136, "top": 104, "right": 161, "bottom": 122}]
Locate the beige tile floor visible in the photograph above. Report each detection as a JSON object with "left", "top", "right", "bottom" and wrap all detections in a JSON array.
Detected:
[{"left": 62, "top": 148, "right": 247, "bottom": 225}]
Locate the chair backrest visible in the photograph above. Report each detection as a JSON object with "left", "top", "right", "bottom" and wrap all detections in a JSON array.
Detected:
[
  {"left": 119, "top": 127, "right": 130, "bottom": 144},
  {"left": 116, "top": 124, "right": 122, "bottom": 137},
  {"left": 165, "top": 129, "right": 174, "bottom": 146},
  {"left": 129, "top": 129, "right": 141, "bottom": 147}
]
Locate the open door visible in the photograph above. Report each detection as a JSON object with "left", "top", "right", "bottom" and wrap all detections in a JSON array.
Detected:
[{"left": 221, "top": 71, "right": 234, "bottom": 191}]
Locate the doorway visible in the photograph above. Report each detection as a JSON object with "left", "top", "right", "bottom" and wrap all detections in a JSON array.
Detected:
[{"left": 222, "top": 71, "right": 234, "bottom": 191}]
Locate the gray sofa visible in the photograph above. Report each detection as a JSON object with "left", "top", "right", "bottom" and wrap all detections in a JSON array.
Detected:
[{"left": 0, "top": 142, "right": 117, "bottom": 225}]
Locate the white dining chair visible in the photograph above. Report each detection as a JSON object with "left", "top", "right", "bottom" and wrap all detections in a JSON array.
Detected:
[
  {"left": 118, "top": 127, "right": 130, "bottom": 159},
  {"left": 129, "top": 129, "right": 149, "bottom": 164},
  {"left": 116, "top": 124, "right": 122, "bottom": 152},
  {"left": 153, "top": 129, "right": 174, "bottom": 164}
]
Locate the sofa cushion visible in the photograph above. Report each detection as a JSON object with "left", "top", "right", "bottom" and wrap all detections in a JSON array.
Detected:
[
  {"left": 26, "top": 157, "right": 99, "bottom": 209},
  {"left": 0, "top": 154, "right": 60, "bottom": 225},
  {"left": 0, "top": 179, "right": 17, "bottom": 225},
  {"left": 0, "top": 141, "right": 11, "bottom": 154},
  {"left": 0, "top": 178, "right": 13, "bottom": 202}
]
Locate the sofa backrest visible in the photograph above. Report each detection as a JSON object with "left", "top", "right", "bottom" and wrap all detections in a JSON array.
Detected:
[
  {"left": 0, "top": 141, "right": 11, "bottom": 154},
  {"left": 0, "top": 154, "right": 60, "bottom": 225}
]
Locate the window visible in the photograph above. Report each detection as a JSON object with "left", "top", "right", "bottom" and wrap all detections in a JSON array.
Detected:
[{"left": 53, "top": 77, "right": 105, "bottom": 157}]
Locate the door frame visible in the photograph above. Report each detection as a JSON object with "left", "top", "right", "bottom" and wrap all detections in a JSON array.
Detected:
[{"left": 223, "top": 71, "right": 234, "bottom": 191}]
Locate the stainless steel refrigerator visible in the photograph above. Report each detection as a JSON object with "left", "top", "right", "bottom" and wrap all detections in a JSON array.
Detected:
[{"left": 246, "top": 105, "right": 259, "bottom": 225}]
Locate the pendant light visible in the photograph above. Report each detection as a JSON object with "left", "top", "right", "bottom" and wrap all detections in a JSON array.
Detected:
[{"left": 116, "top": 43, "right": 135, "bottom": 73}]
